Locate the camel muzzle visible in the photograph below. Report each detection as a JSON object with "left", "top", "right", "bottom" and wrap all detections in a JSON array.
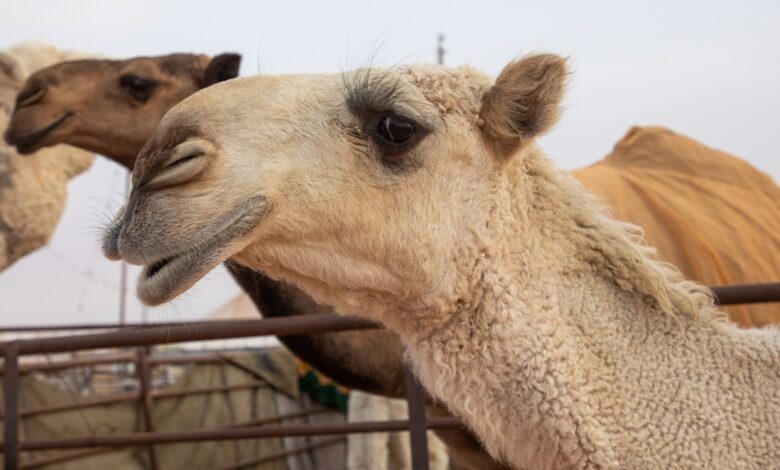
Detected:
[{"left": 4, "top": 111, "right": 72, "bottom": 154}]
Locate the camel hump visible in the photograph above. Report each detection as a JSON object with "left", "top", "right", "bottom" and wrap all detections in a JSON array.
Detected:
[{"left": 602, "top": 126, "right": 776, "bottom": 190}]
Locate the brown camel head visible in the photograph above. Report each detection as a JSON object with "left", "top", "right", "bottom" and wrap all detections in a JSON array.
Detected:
[
  {"left": 102, "top": 54, "right": 567, "bottom": 323},
  {"left": 4, "top": 52, "right": 241, "bottom": 169}
]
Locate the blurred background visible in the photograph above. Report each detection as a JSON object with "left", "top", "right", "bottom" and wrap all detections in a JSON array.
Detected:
[{"left": 1, "top": 0, "right": 778, "bottom": 326}]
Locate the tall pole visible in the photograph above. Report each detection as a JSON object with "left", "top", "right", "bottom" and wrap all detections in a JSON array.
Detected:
[
  {"left": 437, "top": 34, "right": 446, "bottom": 66},
  {"left": 404, "top": 369, "right": 430, "bottom": 470},
  {"left": 119, "top": 171, "right": 131, "bottom": 325},
  {"left": 4, "top": 346, "right": 20, "bottom": 470}
]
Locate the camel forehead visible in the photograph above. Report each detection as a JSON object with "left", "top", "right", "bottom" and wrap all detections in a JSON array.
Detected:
[
  {"left": 155, "top": 53, "right": 209, "bottom": 76},
  {"left": 30, "top": 54, "right": 207, "bottom": 82},
  {"left": 400, "top": 64, "right": 493, "bottom": 116},
  {"left": 351, "top": 64, "right": 493, "bottom": 117},
  {"left": 25, "top": 60, "right": 122, "bottom": 90},
  {"left": 27, "top": 60, "right": 112, "bottom": 86},
  {"left": 171, "top": 64, "right": 494, "bottom": 127},
  {"left": 150, "top": 63, "right": 496, "bottom": 161}
]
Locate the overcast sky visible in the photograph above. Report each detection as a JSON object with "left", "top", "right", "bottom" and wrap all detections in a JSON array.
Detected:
[{"left": 0, "top": 0, "right": 778, "bottom": 326}]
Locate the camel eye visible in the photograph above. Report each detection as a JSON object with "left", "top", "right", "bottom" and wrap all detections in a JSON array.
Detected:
[
  {"left": 375, "top": 114, "right": 416, "bottom": 146},
  {"left": 119, "top": 74, "right": 156, "bottom": 102}
]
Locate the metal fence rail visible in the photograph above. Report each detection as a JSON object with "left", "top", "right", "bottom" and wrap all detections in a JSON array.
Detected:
[
  {"left": 0, "top": 315, "right": 379, "bottom": 354},
  {"left": 0, "top": 314, "right": 447, "bottom": 470},
  {"left": 0, "top": 417, "right": 461, "bottom": 451},
  {"left": 0, "top": 281, "right": 778, "bottom": 470},
  {"left": 710, "top": 282, "right": 780, "bottom": 305},
  {"left": 1, "top": 281, "right": 777, "bottom": 335}
]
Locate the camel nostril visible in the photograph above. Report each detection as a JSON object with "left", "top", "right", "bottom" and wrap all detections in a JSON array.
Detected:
[{"left": 15, "top": 85, "right": 46, "bottom": 108}]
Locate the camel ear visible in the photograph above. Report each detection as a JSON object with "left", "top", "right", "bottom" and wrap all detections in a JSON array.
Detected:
[
  {"left": 480, "top": 54, "right": 567, "bottom": 158},
  {"left": 203, "top": 53, "right": 242, "bottom": 87},
  {"left": 0, "top": 51, "right": 24, "bottom": 82}
]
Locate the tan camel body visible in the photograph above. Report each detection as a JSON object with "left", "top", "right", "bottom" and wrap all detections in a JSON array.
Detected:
[
  {"left": 573, "top": 126, "right": 780, "bottom": 327},
  {"left": 5, "top": 54, "right": 503, "bottom": 469},
  {"left": 105, "top": 55, "right": 780, "bottom": 468},
  {"left": 0, "top": 42, "right": 94, "bottom": 272}
]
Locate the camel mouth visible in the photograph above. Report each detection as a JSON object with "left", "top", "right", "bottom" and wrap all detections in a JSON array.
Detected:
[
  {"left": 7, "top": 112, "right": 72, "bottom": 154},
  {"left": 135, "top": 196, "right": 268, "bottom": 306}
]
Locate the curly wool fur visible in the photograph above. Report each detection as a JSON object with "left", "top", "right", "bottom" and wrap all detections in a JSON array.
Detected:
[{"left": 406, "top": 146, "right": 779, "bottom": 468}]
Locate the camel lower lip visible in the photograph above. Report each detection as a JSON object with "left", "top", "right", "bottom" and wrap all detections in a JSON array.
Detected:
[
  {"left": 137, "top": 237, "right": 227, "bottom": 306},
  {"left": 134, "top": 195, "right": 268, "bottom": 306},
  {"left": 11, "top": 112, "right": 72, "bottom": 154}
]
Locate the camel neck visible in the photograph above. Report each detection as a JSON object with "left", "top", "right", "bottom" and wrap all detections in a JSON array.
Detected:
[
  {"left": 401, "top": 147, "right": 780, "bottom": 468},
  {"left": 404, "top": 253, "right": 632, "bottom": 467}
]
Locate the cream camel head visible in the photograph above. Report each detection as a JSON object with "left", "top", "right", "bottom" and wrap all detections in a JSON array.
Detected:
[
  {"left": 4, "top": 52, "right": 241, "bottom": 168},
  {"left": 102, "top": 54, "right": 566, "bottom": 333}
]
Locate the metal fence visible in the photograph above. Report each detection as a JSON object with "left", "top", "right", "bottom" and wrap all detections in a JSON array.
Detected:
[
  {"left": 0, "top": 348, "right": 344, "bottom": 469},
  {"left": 1, "top": 282, "right": 779, "bottom": 470}
]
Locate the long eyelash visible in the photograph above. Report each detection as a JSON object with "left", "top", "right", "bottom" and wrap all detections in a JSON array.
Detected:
[
  {"left": 341, "top": 68, "right": 432, "bottom": 174},
  {"left": 343, "top": 67, "right": 406, "bottom": 115}
]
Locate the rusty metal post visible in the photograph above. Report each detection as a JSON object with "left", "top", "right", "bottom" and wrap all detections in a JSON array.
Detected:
[
  {"left": 404, "top": 368, "right": 430, "bottom": 470},
  {"left": 136, "top": 348, "right": 159, "bottom": 470},
  {"left": 4, "top": 345, "right": 20, "bottom": 470}
]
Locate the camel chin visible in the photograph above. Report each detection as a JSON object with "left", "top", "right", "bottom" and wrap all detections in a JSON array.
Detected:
[
  {"left": 134, "top": 196, "right": 269, "bottom": 306},
  {"left": 136, "top": 243, "right": 225, "bottom": 306},
  {"left": 4, "top": 112, "right": 72, "bottom": 154}
]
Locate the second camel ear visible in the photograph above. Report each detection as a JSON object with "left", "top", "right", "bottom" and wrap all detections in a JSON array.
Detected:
[
  {"left": 0, "top": 51, "right": 24, "bottom": 82},
  {"left": 203, "top": 53, "right": 242, "bottom": 87},
  {"left": 480, "top": 54, "right": 567, "bottom": 158}
]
